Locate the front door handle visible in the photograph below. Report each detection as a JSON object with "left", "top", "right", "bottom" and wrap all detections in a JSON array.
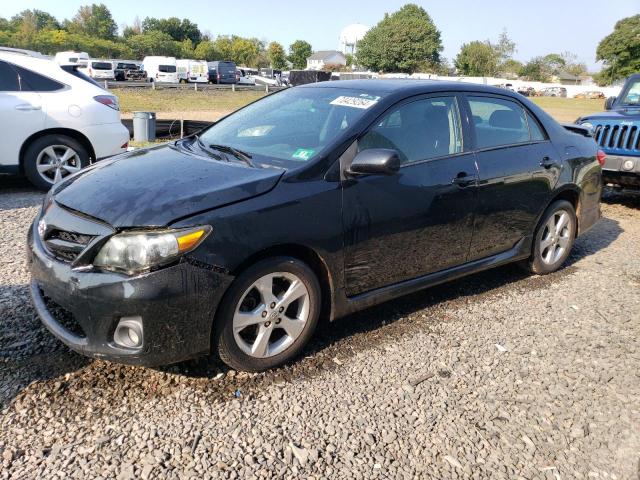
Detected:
[
  {"left": 15, "top": 104, "right": 42, "bottom": 111},
  {"left": 540, "top": 156, "right": 558, "bottom": 169},
  {"left": 451, "top": 172, "right": 476, "bottom": 187}
]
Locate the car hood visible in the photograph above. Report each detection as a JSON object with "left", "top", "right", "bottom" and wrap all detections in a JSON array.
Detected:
[
  {"left": 53, "top": 144, "right": 284, "bottom": 228},
  {"left": 580, "top": 108, "right": 640, "bottom": 122}
]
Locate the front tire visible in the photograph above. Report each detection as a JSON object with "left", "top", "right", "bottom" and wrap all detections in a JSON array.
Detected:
[
  {"left": 214, "top": 257, "right": 321, "bottom": 372},
  {"left": 23, "top": 135, "right": 90, "bottom": 191},
  {"left": 525, "top": 200, "right": 577, "bottom": 274}
]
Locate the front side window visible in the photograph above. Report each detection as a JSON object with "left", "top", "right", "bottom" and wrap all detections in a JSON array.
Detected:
[
  {"left": 620, "top": 79, "right": 640, "bottom": 105},
  {"left": 199, "top": 87, "right": 384, "bottom": 166},
  {"left": 468, "top": 96, "right": 530, "bottom": 149},
  {"left": 0, "top": 61, "right": 20, "bottom": 91},
  {"left": 359, "top": 96, "right": 463, "bottom": 164}
]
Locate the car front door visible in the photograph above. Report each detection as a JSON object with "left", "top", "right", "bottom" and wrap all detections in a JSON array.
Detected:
[
  {"left": 464, "top": 94, "right": 558, "bottom": 260},
  {"left": 0, "top": 60, "right": 45, "bottom": 170},
  {"left": 342, "top": 94, "right": 478, "bottom": 296}
]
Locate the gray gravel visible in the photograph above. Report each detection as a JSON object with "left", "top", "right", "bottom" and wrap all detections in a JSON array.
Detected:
[{"left": 1, "top": 177, "right": 639, "bottom": 479}]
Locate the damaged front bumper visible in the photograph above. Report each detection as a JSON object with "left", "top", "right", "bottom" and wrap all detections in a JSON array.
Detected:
[{"left": 27, "top": 218, "right": 233, "bottom": 367}]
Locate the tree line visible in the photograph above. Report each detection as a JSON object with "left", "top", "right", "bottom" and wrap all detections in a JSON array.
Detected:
[
  {"left": 0, "top": 3, "right": 637, "bottom": 84},
  {"left": 0, "top": 4, "right": 311, "bottom": 69}
]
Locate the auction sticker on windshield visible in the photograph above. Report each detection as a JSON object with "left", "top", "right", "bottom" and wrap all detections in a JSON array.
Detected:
[
  {"left": 330, "top": 95, "right": 380, "bottom": 109},
  {"left": 292, "top": 148, "right": 316, "bottom": 161}
]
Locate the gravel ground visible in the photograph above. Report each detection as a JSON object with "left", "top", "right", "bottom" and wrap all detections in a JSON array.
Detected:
[{"left": 0, "top": 177, "right": 639, "bottom": 479}]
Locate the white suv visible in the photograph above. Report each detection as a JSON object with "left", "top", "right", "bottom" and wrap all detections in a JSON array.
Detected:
[{"left": 0, "top": 48, "right": 129, "bottom": 190}]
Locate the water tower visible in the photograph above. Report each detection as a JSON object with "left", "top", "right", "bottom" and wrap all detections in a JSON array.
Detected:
[{"left": 339, "top": 23, "right": 370, "bottom": 55}]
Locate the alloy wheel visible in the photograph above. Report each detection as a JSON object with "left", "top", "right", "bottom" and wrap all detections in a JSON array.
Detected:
[
  {"left": 36, "top": 145, "right": 81, "bottom": 184},
  {"left": 233, "top": 272, "right": 310, "bottom": 358},
  {"left": 539, "top": 209, "right": 572, "bottom": 265}
]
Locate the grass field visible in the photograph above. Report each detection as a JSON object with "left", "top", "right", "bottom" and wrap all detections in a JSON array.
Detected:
[{"left": 115, "top": 88, "right": 605, "bottom": 124}]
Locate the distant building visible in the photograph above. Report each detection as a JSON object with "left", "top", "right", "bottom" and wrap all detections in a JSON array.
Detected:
[
  {"left": 339, "top": 24, "right": 370, "bottom": 55},
  {"left": 306, "top": 51, "right": 347, "bottom": 70}
]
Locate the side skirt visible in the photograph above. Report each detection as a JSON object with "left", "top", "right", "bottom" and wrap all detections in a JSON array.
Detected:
[{"left": 332, "top": 236, "right": 532, "bottom": 319}]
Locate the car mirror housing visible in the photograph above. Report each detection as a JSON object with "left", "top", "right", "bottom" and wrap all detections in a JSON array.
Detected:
[
  {"left": 347, "top": 149, "right": 401, "bottom": 176},
  {"left": 604, "top": 96, "right": 616, "bottom": 111}
]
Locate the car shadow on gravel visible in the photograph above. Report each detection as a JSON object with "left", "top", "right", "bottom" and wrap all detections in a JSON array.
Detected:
[
  {"left": 0, "top": 212, "right": 623, "bottom": 407},
  {"left": 0, "top": 176, "right": 43, "bottom": 211},
  {"left": 170, "top": 215, "right": 623, "bottom": 392},
  {"left": 602, "top": 188, "right": 640, "bottom": 210}
]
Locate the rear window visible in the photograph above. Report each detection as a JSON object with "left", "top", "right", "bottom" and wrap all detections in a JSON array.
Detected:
[
  {"left": 60, "top": 65, "right": 101, "bottom": 88},
  {"left": 159, "top": 65, "right": 176, "bottom": 73},
  {"left": 92, "top": 62, "right": 113, "bottom": 70},
  {"left": 13, "top": 65, "right": 64, "bottom": 92},
  {"left": 119, "top": 63, "right": 137, "bottom": 70}
]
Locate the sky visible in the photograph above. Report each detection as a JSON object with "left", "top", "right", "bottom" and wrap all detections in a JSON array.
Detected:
[{"left": 1, "top": 0, "right": 638, "bottom": 71}]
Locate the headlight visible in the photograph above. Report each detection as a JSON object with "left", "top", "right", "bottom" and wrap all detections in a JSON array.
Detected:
[
  {"left": 93, "top": 226, "right": 211, "bottom": 274},
  {"left": 580, "top": 122, "right": 593, "bottom": 131}
]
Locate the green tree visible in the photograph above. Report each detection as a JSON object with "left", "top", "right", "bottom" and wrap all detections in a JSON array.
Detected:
[
  {"left": 596, "top": 15, "right": 640, "bottom": 83},
  {"left": 179, "top": 38, "right": 194, "bottom": 58},
  {"left": 66, "top": 4, "right": 117, "bottom": 40},
  {"left": 194, "top": 40, "right": 219, "bottom": 60},
  {"left": 126, "top": 31, "right": 181, "bottom": 58},
  {"left": 267, "top": 41, "right": 287, "bottom": 69},
  {"left": 288, "top": 40, "right": 312, "bottom": 69},
  {"left": 519, "top": 56, "right": 552, "bottom": 82},
  {"left": 141, "top": 17, "right": 201, "bottom": 44},
  {"left": 494, "top": 29, "right": 516, "bottom": 64},
  {"left": 214, "top": 35, "right": 260, "bottom": 65},
  {"left": 10, "top": 9, "right": 60, "bottom": 31},
  {"left": 501, "top": 58, "right": 524, "bottom": 77},
  {"left": 454, "top": 41, "right": 499, "bottom": 76},
  {"left": 356, "top": 4, "right": 442, "bottom": 73}
]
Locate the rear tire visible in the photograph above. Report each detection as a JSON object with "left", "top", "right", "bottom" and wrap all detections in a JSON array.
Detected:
[
  {"left": 214, "top": 257, "right": 321, "bottom": 372},
  {"left": 524, "top": 200, "right": 577, "bottom": 274},
  {"left": 23, "top": 135, "right": 90, "bottom": 191}
]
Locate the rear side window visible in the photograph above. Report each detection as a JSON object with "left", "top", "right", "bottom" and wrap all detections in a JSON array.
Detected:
[
  {"left": 527, "top": 112, "right": 547, "bottom": 141},
  {"left": 60, "top": 65, "right": 101, "bottom": 87},
  {"left": 13, "top": 65, "right": 64, "bottom": 92},
  {"left": 0, "top": 61, "right": 20, "bottom": 91},
  {"left": 468, "top": 96, "right": 530, "bottom": 149},
  {"left": 359, "top": 96, "right": 463, "bottom": 164},
  {"left": 158, "top": 65, "right": 176, "bottom": 73}
]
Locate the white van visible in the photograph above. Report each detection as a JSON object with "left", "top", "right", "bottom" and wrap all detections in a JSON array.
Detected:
[
  {"left": 142, "top": 56, "right": 178, "bottom": 83},
  {"left": 86, "top": 60, "right": 115, "bottom": 81},
  {"left": 176, "top": 59, "right": 208, "bottom": 83},
  {"left": 54, "top": 51, "right": 90, "bottom": 75}
]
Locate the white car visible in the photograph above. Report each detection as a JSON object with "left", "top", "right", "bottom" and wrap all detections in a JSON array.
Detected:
[
  {"left": 0, "top": 48, "right": 129, "bottom": 190},
  {"left": 86, "top": 60, "right": 116, "bottom": 81}
]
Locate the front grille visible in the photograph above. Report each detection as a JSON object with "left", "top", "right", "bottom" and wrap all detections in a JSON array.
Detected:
[
  {"left": 42, "top": 293, "right": 86, "bottom": 338},
  {"left": 44, "top": 229, "right": 95, "bottom": 263},
  {"left": 592, "top": 121, "right": 640, "bottom": 154}
]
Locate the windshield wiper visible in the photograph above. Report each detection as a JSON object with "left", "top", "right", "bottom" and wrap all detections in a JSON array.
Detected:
[
  {"left": 194, "top": 135, "right": 225, "bottom": 161},
  {"left": 208, "top": 144, "right": 254, "bottom": 167}
]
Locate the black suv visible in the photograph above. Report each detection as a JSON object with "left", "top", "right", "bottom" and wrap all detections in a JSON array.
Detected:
[
  {"left": 28, "top": 80, "right": 602, "bottom": 371},
  {"left": 114, "top": 61, "right": 146, "bottom": 82}
]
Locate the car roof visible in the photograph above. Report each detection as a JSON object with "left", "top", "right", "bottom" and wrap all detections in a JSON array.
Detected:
[{"left": 297, "top": 79, "right": 525, "bottom": 98}]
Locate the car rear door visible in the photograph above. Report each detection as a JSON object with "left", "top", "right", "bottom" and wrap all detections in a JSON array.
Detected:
[
  {"left": 0, "top": 60, "right": 45, "bottom": 169},
  {"left": 463, "top": 94, "right": 558, "bottom": 260},
  {"left": 342, "top": 94, "right": 478, "bottom": 296}
]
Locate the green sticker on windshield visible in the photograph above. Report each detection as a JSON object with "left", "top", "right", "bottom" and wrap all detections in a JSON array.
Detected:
[{"left": 292, "top": 148, "right": 315, "bottom": 161}]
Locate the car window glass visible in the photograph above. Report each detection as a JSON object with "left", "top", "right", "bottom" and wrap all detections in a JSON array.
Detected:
[
  {"left": 527, "top": 112, "right": 546, "bottom": 141},
  {"left": 0, "top": 61, "right": 20, "bottom": 91},
  {"left": 359, "top": 96, "right": 463, "bottom": 164},
  {"left": 14, "top": 65, "right": 64, "bottom": 92},
  {"left": 158, "top": 65, "right": 176, "bottom": 73},
  {"left": 468, "top": 96, "right": 530, "bottom": 148}
]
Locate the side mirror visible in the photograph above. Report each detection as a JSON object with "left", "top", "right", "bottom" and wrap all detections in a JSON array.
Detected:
[
  {"left": 347, "top": 149, "right": 400, "bottom": 176},
  {"left": 604, "top": 96, "right": 616, "bottom": 111}
]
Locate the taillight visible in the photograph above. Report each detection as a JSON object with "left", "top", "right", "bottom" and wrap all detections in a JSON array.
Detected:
[
  {"left": 217, "top": 73, "right": 221, "bottom": 80},
  {"left": 121, "top": 142, "right": 129, "bottom": 149},
  {"left": 94, "top": 95, "right": 119, "bottom": 111},
  {"left": 596, "top": 150, "right": 606, "bottom": 166}
]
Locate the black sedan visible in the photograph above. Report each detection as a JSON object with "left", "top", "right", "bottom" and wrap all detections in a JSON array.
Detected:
[{"left": 27, "top": 80, "right": 603, "bottom": 371}]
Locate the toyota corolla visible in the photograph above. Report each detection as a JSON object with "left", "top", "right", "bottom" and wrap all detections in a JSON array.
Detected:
[{"left": 27, "top": 80, "right": 602, "bottom": 371}]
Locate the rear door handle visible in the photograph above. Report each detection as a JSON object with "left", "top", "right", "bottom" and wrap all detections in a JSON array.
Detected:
[
  {"left": 451, "top": 172, "right": 476, "bottom": 187},
  {"left": 15, "top": 104, "right": 42, "bottom": 111},
  {"left": 540, "top": 156, "right": 558, "bottom": 169}
]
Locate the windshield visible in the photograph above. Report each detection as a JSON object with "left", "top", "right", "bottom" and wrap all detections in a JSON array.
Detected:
[
  {"left": 159, "top": 65, "right": 177, "bottom": 73},
  {"left": 198, "top": 87, "right": 383, "bottom": 166},
  {"left": 620, "top": 80, "right": 640, "bottom": 105}
]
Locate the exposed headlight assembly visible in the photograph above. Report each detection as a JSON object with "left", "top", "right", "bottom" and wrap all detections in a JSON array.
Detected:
[
  {"left": 580, "top": 122, "right": 593, "bottom": 131},
  {"left": 93, "top": 226, "right": 211, "bottom": 274}
]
